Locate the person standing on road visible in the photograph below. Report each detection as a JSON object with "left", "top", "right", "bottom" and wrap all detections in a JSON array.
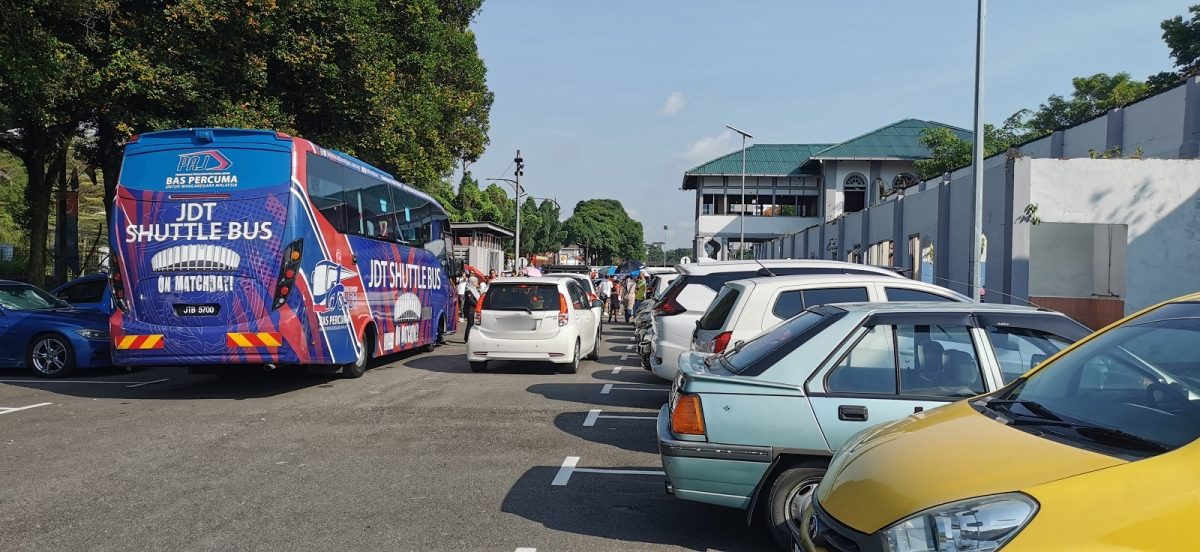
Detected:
[
  {"left": 456, "top": 272, "right": 469, "bottom": 322},
  {"left": 597, "top": 276, "right": 614, "bottom": 316},
  {"left": 634, "top": 274, "right": 648, "bottom": 313},
  {"left": 608, "top": 277, "right": 622, "bottom": 323},
  {"left": 622, "top": 277, "right": 637, "bottom": 323},
  {"left": 463, "top": 276, "right": 482, "bottom": 341}
]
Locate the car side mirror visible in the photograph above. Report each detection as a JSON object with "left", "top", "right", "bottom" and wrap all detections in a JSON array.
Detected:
[{"left": 592, "top": 299, "right": 604, "bottom": 309}]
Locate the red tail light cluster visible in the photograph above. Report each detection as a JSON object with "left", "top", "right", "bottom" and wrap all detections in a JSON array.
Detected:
[
  {"left": 558, "top": 293, "right": 570, "bottom": 326},
  {"left": 712, "top": 331, "right": 733, "bottom": 354},
  {"left": 654, "top": 284, "right": 686, "bottom": 316},
  {"left": 108, "top": 256, "right": 129, "bottom": 313},
  {"left": 272, "top": 240, "right": 303, "bottom": 310},
  {"left": 474, "top": 292, "right": 485, "bottom": 325}
]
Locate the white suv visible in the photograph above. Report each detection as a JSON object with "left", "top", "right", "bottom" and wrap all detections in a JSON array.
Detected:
[
  {"left": 692, "top": 274, "right": 970, "bottom": 354},
  {"left": 466, "top": 277, "right": 603, "bottom": 374},
  {"left": 648, "top": 260, "right": 904, "bottom": 381}
]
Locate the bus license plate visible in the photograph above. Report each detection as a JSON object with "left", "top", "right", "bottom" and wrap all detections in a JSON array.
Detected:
[{"left": 174, "top": 303, "right": 219, "bottom": 316}]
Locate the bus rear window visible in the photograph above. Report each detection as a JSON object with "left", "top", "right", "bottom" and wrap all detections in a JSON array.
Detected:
[{"left": 483, "top": 285, "right": 562, "bottom": 311}]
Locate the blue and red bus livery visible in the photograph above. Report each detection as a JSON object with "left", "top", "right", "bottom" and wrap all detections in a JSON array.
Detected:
[{"left": 109, "top": 128, "right": 458, "bottom": 374}]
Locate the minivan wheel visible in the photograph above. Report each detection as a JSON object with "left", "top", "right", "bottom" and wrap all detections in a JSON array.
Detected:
[
  {"left": 28, "top": 333, "right": 76, "bottom": 378},
  {"left": 561, "top": 340, "right": 580, "bottom": 374},
  {"left": 342, "top": 331, "right": 372, "bottom": 379},
  {"left": 764, "top": 466, "right": 825, "bottom": 549},
  {"left": 586, "top": 326, "right": 601, "bottom": 360}
]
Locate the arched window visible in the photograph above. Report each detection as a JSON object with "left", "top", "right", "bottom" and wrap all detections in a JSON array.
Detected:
[
  {"left": 892, "top": 173, "right": 917, "bottom": 192},
  {"left": 843, "top": 173, "right": 867, "bottom": 213}
]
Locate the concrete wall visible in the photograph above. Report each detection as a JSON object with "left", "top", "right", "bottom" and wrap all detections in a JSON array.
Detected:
[
  {"left": 697, "top": 214, "right": 821, "bottom": 240},
  {"left": 1062, "top": 116, "right": 1109, "bottom": 158},
  {"left": 1030, "top": 158, "right": 1200, "bottom": 312}
]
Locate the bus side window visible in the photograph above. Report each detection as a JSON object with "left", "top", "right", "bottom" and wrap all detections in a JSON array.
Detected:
[{"left": 306, "top": 153, "right": 348, "bottom": 233}]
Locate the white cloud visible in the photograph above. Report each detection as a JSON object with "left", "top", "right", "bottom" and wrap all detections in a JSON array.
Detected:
[
  {"left": 680, "top": 131, "right": 737, "bottom": 165},
  {"left": 659, "top": 92, "right": 686, "bottom": 116}
]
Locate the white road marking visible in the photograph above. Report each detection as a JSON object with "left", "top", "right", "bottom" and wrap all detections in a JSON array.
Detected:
[
  {"left": 583, "top": 409, "right": 601, "bottom": 427},
  {"left": 624, "top": 344, "right": 635, "bottom": 350},
  {"left": 552, "top": 456, "right": 580, "bottom": 486},
  {"left": 612, "top": 366, "right": 623, "bottom": 374},
  {"left": 600, "top": 384, "right": 613, "bottom": 395},
  {"left": 627, "top": 335, "right": 636, "bottom": 341},
  {"left": 596, "top": 414, "right": 656, "bottom": 421},
  {"left": 125, "top": 378, "right": 170, "bottom": 388},
  {"left": 0, "top": 402, "right": 52, "bottom": 415},
  {"left": 609, "top": 386, "right": 665, "bottom": 392},
  {"left": 515, "top": 548, "right": 537, "bottom": 552}
]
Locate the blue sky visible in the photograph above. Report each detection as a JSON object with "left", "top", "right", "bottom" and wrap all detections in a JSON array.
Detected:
[{"left": 466, "top": 0, "right": 1192, "bottom": 249}]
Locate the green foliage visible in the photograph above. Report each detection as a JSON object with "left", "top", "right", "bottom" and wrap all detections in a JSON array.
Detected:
[
  {"left": 562, "top": 199, "right": 644, "bottom": 264},
  {"left": 0, "top": 151, "right": 29, "bottom": 247},
  {"left": 1160, "top": 5, "right": 1200, "bottom": 79},
  {"left": 1026, "top": 73, "right": 1149, "bottom": 134},
  {"left": 912, "top": 111, "right": 1032, "bottom": 179}
]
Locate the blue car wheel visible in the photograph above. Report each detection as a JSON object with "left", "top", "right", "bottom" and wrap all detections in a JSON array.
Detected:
[{"left": 28, "top": 333, "right": 77, "bottom": 378}]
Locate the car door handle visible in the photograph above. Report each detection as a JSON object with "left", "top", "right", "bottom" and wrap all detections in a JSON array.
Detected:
[{"left": 837, "top": 405, "right": 869, "bottom": 422}]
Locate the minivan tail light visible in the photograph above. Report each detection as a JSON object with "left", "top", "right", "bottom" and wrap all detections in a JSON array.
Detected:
[
  {"left": 712, "top": 331, "right": 733, "bottom": 354},
  {"left": 558, "top": 293, "right": 569, "bottom": 326},
  {"left": 474, "top": 292, "right": 485, "bottom": 325},
  {"left": 655, "top": 282, "right": 686, "bottom": 316},
  {"left": 671, "top": 393, "right": 706, "bottom": 436},
  {"left": 272, "top": 240, "right": 304, "bottom": 310}
]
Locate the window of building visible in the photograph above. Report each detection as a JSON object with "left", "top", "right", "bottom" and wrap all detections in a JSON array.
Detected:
[
  {"left": 843, "top": 173, "right": 867, "bottom": 213},
  {"left": 893, "top": 173, "right": 917, "bottom": 192}
]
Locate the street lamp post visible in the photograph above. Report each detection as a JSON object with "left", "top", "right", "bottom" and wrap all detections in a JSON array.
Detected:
[
  {"left": 662, "top": 225, "right": 668, "bottom": 265},
  {"left": 726, "top": 125, "right": 752, "bottom": 259},
  {"left": 487, "top": 151, "right": 525, "bottom": 272},
  {"left": 970, "top": 0, "right": 986, "bottom": 301}
]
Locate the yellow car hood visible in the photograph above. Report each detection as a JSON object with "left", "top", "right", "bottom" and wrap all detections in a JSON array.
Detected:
[{"left": 816, "top": 401, "right": 1126, "bottom": 534}]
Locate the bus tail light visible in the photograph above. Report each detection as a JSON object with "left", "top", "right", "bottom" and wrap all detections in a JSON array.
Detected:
[
  {"left": 109, "top": 256, "right": 129, "bottom": 313},
  {"left": 671, "top": 393, "right": 706, "bottom": 436},
  {"left": 272, "top": 240, "right": 304, "bottom": 310},
  {"left": 559, "top": 293, "right": 569, "bottom": 326},
  {"left": 474, "top": 293, "right": 485, "bottom": 325},
  {"left": 712, "top": 331, "right": 733, "bottom": 354}
]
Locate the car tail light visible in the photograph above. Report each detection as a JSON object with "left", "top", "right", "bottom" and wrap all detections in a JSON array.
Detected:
[
  {"left": 474, "top": 293, "right": 485, "bottom": 325},
  {"left": 272, "top": 240, "right": 303, "bottom": 310},
  {"left": 558, "top": 293, "right": 569, "bottom": 326},
  {"left": 654, "top": 285, "right": 686, "bottom": 316},
  {"left": 108, "top": 255, "right": 129, "bottom": 313},
  {"left": 671, "top": 393, "right": 706, "bottom": 436},
  {"left": 712, "top": 331, "right": 733, "bottom": 354}
]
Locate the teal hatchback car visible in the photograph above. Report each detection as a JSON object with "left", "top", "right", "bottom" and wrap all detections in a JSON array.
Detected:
[{"left": 656, "top": 301, "right": 1090, "bottom": 548}]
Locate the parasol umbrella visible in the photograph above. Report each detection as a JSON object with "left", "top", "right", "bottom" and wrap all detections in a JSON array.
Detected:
[{"left": 522, "top": 266, "right": 543, "bottom": 277}]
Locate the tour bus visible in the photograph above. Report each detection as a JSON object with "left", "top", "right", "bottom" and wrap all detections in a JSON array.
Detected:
[{"left": 109, "top": 128, "right": 458, "bottom": 377}]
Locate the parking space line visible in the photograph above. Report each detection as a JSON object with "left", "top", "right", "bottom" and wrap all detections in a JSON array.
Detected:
[
  {"left": 515, "top": 548, "right": 536, "bottom": 552},
  {"left": 583, "top": 408, "right": 657, "bottom": 426},
  {"left": 609, "top": 386, "right": 665, "bottom": 392},
  {"left": 584, "top": 409, "right": 601, "bottom": 426},
  {"left": 611, "top": 366, "right": 622, "bottom": 374},
  {"left": 623, "top": 344, "right": 635, "bottom": 350},
  {"left": 125, "top": 378, "right": 170, "bottom": 388},
  {"left": 627, "top": 336, "right": 636, "bottom": 341},
  {"left": 601, "top": 384, "right": 613, "bottom": 394},
  {"left": 0, "top": 402, "right": 52, "bottom": 415},
  {"left": 552, "top": 456, "right": 580, "bottom": 485}
]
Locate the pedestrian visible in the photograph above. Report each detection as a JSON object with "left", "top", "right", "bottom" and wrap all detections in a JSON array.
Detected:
[
  {"left": 488, "top": 269, "right": 498, "bottom": 282},
  {"left": 463, "top": 276, "right": 482, "bottom": 341},
  {"left": 608, "top": 277, "right": 622, "bottom": 323},
  {"left": 456, "top": 271, "right": 468, "bottom": 322},
  {"left": 622, "top": 277, "right": 637, "bottom": 323},
  {"left": 634, "top": 273, "right": 648, "bottom": 313},
  {"left": 597, "top": 275, "right": 614, "bottom": 317}
]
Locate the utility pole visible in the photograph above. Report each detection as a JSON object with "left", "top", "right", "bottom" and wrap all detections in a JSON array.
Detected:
[
  {"left": 726, "top": 125, "right": 752, "bottom": 259},
  {"left": 663, "top": 225, "right": 668, "bottom": 265},
  {"left": 514, "top": 150, "right": 524, "bottom": 268},
  {"left": 970, "top": 0, "right": 986, "bottom": 301}
]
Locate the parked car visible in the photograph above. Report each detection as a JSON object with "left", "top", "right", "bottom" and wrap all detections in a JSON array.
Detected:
[
  {"left": 798, "top": 294, "right": 1200, "bottom": 552},
  {"left": 657, "top": 301, "right": 1090, "bottom": 548},
  {"left": 0, "top": 280, "right": 112, "bottom": 377},
  {"left": 692, "top": 274, "right": 970, "bottom": 355},
  {"left": 649, "top": 260, "right": 904, "bottom": 381},
  {"left": 51, "top": 273, "right": 112, "bottom": 314},
  {"left": 544, "top": 272, "right": 604, "bottom": 330},
  {"left": 637, "top": 273, "right": 680, "bottom": 367},
  {"left": 466, "top": 277, "right": 604, "bottom": 373}
]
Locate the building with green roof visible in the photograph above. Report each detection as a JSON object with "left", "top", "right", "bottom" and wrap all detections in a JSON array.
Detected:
[{"left": 684, "top": 119, "right": 969, "bottom": 259}]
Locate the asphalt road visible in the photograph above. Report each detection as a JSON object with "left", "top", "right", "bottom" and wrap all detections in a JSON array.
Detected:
[{"left": 0, "top": 322, "right": 774, "bottom": 552}]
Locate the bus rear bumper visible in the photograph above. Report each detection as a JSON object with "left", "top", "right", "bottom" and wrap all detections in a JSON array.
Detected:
[{"left": 111, "top": 324, "right": 312, "bottom": 367}]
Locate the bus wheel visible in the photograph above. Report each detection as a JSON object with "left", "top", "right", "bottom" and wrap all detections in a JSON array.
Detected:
[
  {"left": 343, "top": 331, "right": 372, "bottom": 379},
  {"left": 424, "top": 316, "right": 445, "bottom": 353}
]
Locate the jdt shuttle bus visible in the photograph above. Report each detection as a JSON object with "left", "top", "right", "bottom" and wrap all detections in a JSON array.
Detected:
[{"left": 109, "top": 128, "right": 458, "bottom": 377}]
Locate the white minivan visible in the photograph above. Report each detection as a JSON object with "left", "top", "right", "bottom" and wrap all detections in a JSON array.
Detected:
[
  {"left": 648, "top": 260, "right": 904, "bottom": 381},
  {"left": 466, "top": 277, "right": 603, "bottom": 374},
  {"left": 691, "top": 274, "right": 970, "bottom": 354}
]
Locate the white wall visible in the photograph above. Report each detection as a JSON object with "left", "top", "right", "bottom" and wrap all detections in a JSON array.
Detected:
[
  {"left": 1030, "top": 158, "right": 1200, "bottom": 312},
  {"left": 696, "top": 214, "right": 821, "bottom": 239}
]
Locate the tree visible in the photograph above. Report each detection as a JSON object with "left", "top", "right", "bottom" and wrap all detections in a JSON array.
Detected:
[
  {"left": 529, "top": 200, "right": 563, "bottom": 255},
  {"left": 912, "top": 111, "right": 1033, "bottom": 179},
  {"left": 1026, "top": 73, "right": 1149, "bottom": 134},
  {"left": 562, "top": 199, "right": 644, "bottom": 265},
  {"left": 1159, "top": 5, "right": 1200, "bottom": 80}
]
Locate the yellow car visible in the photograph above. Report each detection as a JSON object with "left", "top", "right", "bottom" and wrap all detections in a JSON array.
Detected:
[{"left": 799, "top": 293, "right": 1200, "bottom": 551}]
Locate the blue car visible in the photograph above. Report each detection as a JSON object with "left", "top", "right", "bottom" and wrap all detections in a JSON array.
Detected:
[
  {"left": 51, "top": 273, "right": 112, "bottom": 314},
  {"left": 0, "top": 280, "right": 112, "bottom": 377}
]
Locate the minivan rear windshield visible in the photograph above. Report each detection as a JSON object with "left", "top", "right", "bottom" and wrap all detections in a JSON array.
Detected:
[
  {"left": 483, "top": 284, "right": 561, "bottom": 311},
  {"left": 698, "top": 288, "right": 740, "bottom": 330}
]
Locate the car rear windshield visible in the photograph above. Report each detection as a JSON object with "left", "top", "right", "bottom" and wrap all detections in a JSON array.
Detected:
[
  {"left": 483, "top": 284, "right": 562, "bottom": 311},
  {"left": 683, "top": 266, "right": 891, "bottom": 292},
  {"left": 720, "top": 308, "right": 835, "bottom": 375},
  {"left": 698, "top": 288, "right": 740, "bottom": 330}
]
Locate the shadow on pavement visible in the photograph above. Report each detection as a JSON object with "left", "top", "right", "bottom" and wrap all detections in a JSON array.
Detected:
[
  {"left": 527, "top": 382, "right": 667, "bottom": 409},
  {"left": 0, "top": 365, "right": 338, "bottom": 400},
  {"left": 554, "top": 411, "right": 659, "bottom": 454},
  {"left": 590, "top": 370, "right": 663, "bottom": 384},
  {"left": 403, "top": 353, "right": 586, "bottom": 376},
  {"left": 501, "top": 466, "right": 772, "bottom": 551}
]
